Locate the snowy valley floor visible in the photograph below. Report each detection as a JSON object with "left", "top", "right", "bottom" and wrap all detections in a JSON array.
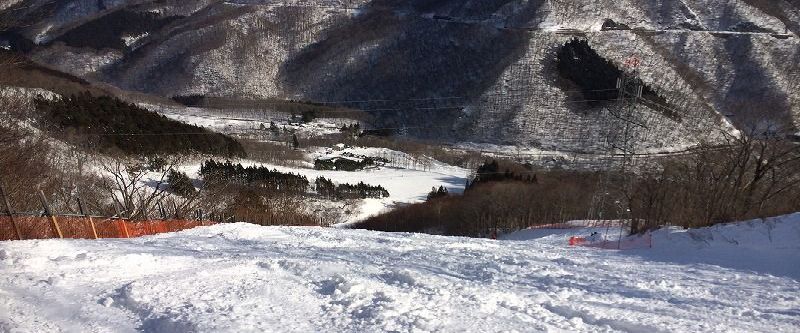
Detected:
[{"left": 1, "top": 216, "right": 799, "bottom": 332}]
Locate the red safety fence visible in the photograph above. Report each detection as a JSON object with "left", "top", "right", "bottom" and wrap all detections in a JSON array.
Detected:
[
  {"left": 530, "top": 220, "right": 624, "bottom": 230},
  {"left": 0, "top": 215, "right": 214, "bottom": 241},
  {"left": 569, "top": 236, "right": 588, "bottom": 246},
  {"left": 569, "top": 232, "right": 653, "bottom": 250}
]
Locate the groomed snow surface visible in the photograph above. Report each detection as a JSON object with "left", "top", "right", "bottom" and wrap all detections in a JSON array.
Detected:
[{"left": 1, "top": 215, "right": 799, "bottom": 332}]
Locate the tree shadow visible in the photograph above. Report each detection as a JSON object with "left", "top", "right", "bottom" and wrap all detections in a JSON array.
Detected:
[
  {"left": 278, "top": 0, "right": 546, "bottom": 137},
  {"left": 721, "top": 35, "right": 795, "bottom": 135}
]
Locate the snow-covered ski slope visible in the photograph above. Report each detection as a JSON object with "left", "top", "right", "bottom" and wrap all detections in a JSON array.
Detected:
[{"left": 1, "top": 215, "right": 799, "bottom": 332}]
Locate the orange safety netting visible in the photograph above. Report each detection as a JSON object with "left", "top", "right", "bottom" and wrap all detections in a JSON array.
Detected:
[
  {"left": 569, "top": 236, "right": 587, "bottom": 246},
  {"left": 569, "top": 233, "right": 653, "bottom": 250},
  {"left": 0, "top": 216, "right": 213, "bottom": 241}
]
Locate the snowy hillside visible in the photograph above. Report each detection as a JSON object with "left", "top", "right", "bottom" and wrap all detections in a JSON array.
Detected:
[
  {"left": 1, "top": 215, "right": 798, "bottom": 332},
  {"left": 3, "top": 0, "right": 799, "bottom": 152}
]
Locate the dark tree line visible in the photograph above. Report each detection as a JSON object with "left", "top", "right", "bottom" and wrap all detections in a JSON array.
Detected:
[
  {"left": 53, "top": 10, "right": 183, "bottom": 50},
  {"left": 600, "top": 19, "right": 630, "bottom": 31},
  {"left": 354, "top": 135, "right": 800, "bottom": 237},
  {"left": 200, "top": 160, "right": 309, "bottom": 194},
  {"left": 556, "top": 39, "right": 621, "bottom": 106},
  {"left": 35, "top": 92, "right": 245, "bottom": 157},
  {"left": 353, "top": 163, "right": 613, "bottom": 237},
  {"left": 167, "top": 170, "right": 196, "bottom": 197},
  {"left": 171, "top": 94, "right": 206, "bottom": 106},
  {"left": 468, "top": 160, "right": 537, "bottom": 188},
  {"left": 315, "top": 177, "right": 389, "bottom": 200},
  {"left": 556, "top": 39, "right": 676, "bottom": 119},
  {"left": 427, "top": 186, "right": 449, "bottom": 200},
  {"left": 340, "top": 123, "right": 361, "bottom": 135},
  {"left": 171, "top": 95, "right": 366, "bottom": 120},
  {"left": 314, "top": 156, "right": 385, "bottom": 171}
]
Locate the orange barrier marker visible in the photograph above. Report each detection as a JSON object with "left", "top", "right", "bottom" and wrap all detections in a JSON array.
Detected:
[
  {"left": 49, "top": 215, "right": 63, "bottom": 239},
  {"left": 38, "top": 191, "right": 63, "bottom": 239},
  {"left": 120, "top": 220, "right": 130, "bottom": 238},
  {"left": 569, "top": 236, "right": 586, "bottom": 246},
  {"left": 87, "top": 216, "right": 98, "bottom": 239},
  {"left": 77, "top": 198, "right": 98, "bottom": 239}
]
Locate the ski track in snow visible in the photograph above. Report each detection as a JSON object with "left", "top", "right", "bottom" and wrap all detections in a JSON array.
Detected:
[{"left": 0, "top": 218, "right": 799, "bottom": 332}]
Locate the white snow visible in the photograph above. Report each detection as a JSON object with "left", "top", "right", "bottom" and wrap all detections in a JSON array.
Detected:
[
  {"left": 176, "top": 156, "right": 469, "bottom": 222},
  {"left": 0, "top": 0, "right": 23, "bottom": 11},
  {"left": 0, "top": 86, "right": 60, "bottom": 101},
  {"left": 0, "top": 214, "right": 798, "bottom": 332},
  {"left": 122, "top": 33, "right": 150, "bottom": 47},
  {"left": 503, "top": 214, "right": 800, "bottom": 280},
  {"left": 134, "top": 101, "right": 471, "bottom": 222},
  {"left": 142, "top": 103, "right": 351, "bottom": 138}
]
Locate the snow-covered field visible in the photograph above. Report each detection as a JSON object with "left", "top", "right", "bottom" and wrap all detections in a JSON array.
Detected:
[
  {"left": 169, "top": 146, "right": 470, "bottom": 223},
  {"left": 140, "top": 102, "right": 472, "bottom": 221},
  {"left": 1, "top": 215, "right": 798, "bottom": 332},
  {"left": 227, "top": 158, "right": 468, "bottom": 222},
  {"left": 144, "top": 103, "right": 351, "bottom": 138}
]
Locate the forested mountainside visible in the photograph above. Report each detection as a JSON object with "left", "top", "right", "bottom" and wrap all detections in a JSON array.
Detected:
[{"left": 2, "top": 0, "right": 799, "bottom": 152}]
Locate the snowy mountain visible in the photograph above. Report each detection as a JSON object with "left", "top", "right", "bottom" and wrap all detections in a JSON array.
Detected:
[
  {"left": 0, "top": 214, "right": 798, "bottom": 332},
  {"left": 2, "top": 0, "right": 799, "bottom": 151}
]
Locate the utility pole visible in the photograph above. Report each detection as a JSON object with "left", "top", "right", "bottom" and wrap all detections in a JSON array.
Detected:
[
  {"left": 614, "top": 55, "right": 645, "bottom": 172},
  {"left": 612, "top": 54, "right": 647, "bottom": 237},
  {"left": 594, "top": 52, "right": 648, "bottom": 240}
]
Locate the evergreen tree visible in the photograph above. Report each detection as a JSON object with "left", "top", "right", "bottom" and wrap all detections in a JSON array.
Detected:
[
  {"left": 167, "top": 170, "right": 196, "bottom": 197},
  {"left": 34, "top": 92, "right": 244, "bottom": 157},
  {"left": 270, "top": 121, "right": 280, "bottom": 134},
  {"left": 427, "top": 186, "right": 449, "bottom": 201}
]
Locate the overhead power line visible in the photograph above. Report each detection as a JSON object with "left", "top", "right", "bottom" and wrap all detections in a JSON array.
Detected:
[{"left": 186, "top": 88, "right": 625, "bottom": 108}]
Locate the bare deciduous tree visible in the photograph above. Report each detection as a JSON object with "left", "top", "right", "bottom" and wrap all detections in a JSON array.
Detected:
[
  {"left": 98, "top": 156, "right": 180, "bottom": 219},
  {"left": 630, "top": 119, "right": 800, "bottom": 232}
]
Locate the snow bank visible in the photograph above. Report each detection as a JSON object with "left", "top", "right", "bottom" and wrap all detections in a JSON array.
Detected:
[
  {"left": 1, "top": 217, "right": 798, "bottom": 332},
  {"left": 503, "top": 214, "right": 800, "bottom": 279},
  {"left": 641, "top": 213, "right": 800, "bottom": 279}
]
